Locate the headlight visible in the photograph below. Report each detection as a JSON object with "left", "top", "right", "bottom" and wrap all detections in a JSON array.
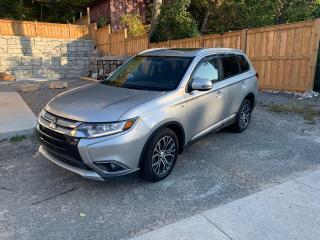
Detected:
[{"left": 76, "top": 118, "right": 138, "bottom": 138}]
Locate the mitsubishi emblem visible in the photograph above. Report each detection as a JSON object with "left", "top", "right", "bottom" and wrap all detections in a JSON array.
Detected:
[{"left": 49, "top": 118, "right": 58, "bottom": 129}]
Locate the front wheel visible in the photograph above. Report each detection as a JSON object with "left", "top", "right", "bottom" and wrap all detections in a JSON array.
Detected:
[
  {"left": 140, "top": 128, "right": 178, "bottom": 182},
  {"left": 232, "top": 99, "right": 253, "bottom": 132}
]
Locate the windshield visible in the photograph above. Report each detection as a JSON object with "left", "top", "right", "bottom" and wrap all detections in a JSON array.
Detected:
[{"left": 101, "top": 56, "right": 193, "bottom": 91}]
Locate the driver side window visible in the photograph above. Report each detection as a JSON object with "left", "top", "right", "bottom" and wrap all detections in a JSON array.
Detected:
[{"left": 192, "top": 57, "right": 220, "bottom": 82}]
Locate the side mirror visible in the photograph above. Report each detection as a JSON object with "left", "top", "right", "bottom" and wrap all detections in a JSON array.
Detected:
[{"left": 191, "top": 78, "right": 213, "bottom": 91}]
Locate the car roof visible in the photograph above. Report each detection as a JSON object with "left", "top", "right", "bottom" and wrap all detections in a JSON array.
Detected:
[{"left": 138, "top": 48, "right": 244, "bottom": 57}]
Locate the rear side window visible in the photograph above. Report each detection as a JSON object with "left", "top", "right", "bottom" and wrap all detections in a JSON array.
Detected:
[
  {"left": 221, "top": 55, "right": 240, "bottom": 79},
  {"left": 237, "top": 55, "right": 250, "bottom": 72}
]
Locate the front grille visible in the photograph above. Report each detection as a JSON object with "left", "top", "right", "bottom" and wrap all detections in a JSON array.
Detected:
[
  {"left": 39, "top": 110, "right": 81, "bottom": 136},
  {"left": 36, "top": 112, "right": 90, "bottom": 170}
]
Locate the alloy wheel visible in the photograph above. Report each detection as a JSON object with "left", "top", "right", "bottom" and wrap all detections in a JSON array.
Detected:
[
  {"left": 239, "top": 103, "right": 251, "bottom": 129},
  {"left": 151, "top": 136, "right": 176, "bottom": 176}
]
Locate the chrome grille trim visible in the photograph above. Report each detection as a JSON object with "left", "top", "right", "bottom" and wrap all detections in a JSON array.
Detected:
[{"left": 39, "top": 110, "right": 82, "bottom": 136}]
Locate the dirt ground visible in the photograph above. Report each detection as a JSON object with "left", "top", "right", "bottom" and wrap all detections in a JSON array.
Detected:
[{"left": 0, "top": 79, "right": 319, "bottom": 240}]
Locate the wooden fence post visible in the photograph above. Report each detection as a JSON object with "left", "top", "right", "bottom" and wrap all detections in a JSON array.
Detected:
[
  {"left": 146, "top": 33, "right": 150, "bottom": 50},
  {"left": 310, "top": 18, "right": 320, "bottom": 90},
  {"left": 124, "top": 28, "right": 128, "bottom": 56},
  {"left": 93, "top": 22, "right": 97, "bottom": 40},
  {"left": 80, "top": 11, "right": 83, "bottom": 25},
  {"left": 241, "top": 29, "right": 247, "bottom": 53},
  {"left": 68, "top": 23, "right": 71, "bottom": 38},
  {"left": 200, "top": 35, "right": 204, "bottom": 48},
  {"left": 87, "top": 7, "right": 91, "bottom": 39},
  {"left": 34, "top": 20, "right": 38, "bottom": 37},
  {"left": 219, "top": 35, "right": 223, "bottom": 47},
  {"left": 107, "top": 24, "right": 111, "bottom": 56},
  {"left": 87, "top": 7, "right": 91, "bottom": 25}
]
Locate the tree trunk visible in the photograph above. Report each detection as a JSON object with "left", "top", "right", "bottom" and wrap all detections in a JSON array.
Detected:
[
  {"left": 200, "top": 8, "right": 210, "bottom": 34},
  {"left": 149, "top": 0, "right": 163, "bottom": 38},
  {"left": 275, "top": 0, "right": 289, "bottom": 24},
  {"left": 19, "top": 0, "right": 24, "bottom": 20},
  {"left": 200, "top": 0, "right": 220, "bottom": 34}
]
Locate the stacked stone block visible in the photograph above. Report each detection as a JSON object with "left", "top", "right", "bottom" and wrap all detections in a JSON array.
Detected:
[{"left": 0, "top": 35, "right": 96, "bottom": 80}]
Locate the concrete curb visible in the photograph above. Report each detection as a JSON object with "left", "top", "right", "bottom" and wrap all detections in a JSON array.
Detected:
[{"left": 130, "top": 168, "right": 320, "bottom": 240}]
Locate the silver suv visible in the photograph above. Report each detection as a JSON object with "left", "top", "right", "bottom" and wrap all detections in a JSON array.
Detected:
[{"left": 36, "top": 48, "right": 258, "bottom": 182}]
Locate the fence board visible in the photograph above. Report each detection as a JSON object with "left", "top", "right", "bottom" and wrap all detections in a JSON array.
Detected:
[
  {"left": 110, "top": 30, "right": 126, "bottom": 55},
  {"left": 126, "top": 34, "right": 149, "bottom": 55},
  {"left": 95, "top": 25, "right": 111, "bottom": 55},
  {"left": 0, "top": 19, "right": 89, "bottom": 39},
  {"left": 246, "top": 20, "right": 318, "bottom": 91}
]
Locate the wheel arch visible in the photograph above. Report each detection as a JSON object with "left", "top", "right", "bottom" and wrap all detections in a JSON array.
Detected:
[
  {"left": 138, "top": 121, "right": 186, "bottom": 167},
  {"left": 244, "top": 92, "right": 255, "bottom": 107}
]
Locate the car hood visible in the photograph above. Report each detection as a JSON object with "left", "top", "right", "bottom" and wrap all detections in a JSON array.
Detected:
[{"left": 45, "top": 83, "right": 164, "bottom": 122}]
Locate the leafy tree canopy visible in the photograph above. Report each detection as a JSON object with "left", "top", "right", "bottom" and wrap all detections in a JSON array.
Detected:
[
  {"left": 150, "top": 0, "right": 200, "bottom": 42},
  {"left": 121, "top": 14, "right": 147, "bottom": 37},
  {"left": 0, "top": 0, "right": 94, "bottom": 23},
  {"left": 191, "top": 0, "right": 320, "bottom": 34}
]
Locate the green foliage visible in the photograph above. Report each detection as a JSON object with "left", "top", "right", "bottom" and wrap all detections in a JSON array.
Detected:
[
  {"left": 0, "top": 0, "right": 19, "bottom": 19},
  {"left": 150, "top": 0, "right": 200, "bottom": 43},
  {"left": 0, "top": 0, "right": 94, "bottom": 23},
  {"left": 191, "top": 0, "right": 320, "bottom": 34},
  {"left": 120, "top": 14, "right": 147, "bottom": 37},
  {"left": 267, "top": 104, "right": 320, "bottom": 124},
  {"left": 97, "top": 15, "right": 107, "bottom": 28},
  {"left": 10, "top": 135, "right": 28, "bottom": 143},
  {"left": 276, "top": 0, "right": 319, "bottom": 23}
]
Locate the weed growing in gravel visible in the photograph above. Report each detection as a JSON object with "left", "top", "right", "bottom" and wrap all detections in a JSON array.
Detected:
[
  {"left": 10, "top": 135, "right": 29, "bottom": 143},
  {"left": 266, "top": 104, "right": 320, "bottom": 124}
]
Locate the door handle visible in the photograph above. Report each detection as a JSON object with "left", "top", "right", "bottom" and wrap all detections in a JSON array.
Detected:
[{"left": 215, "top": 90, "right": 223, "bottom": 98}]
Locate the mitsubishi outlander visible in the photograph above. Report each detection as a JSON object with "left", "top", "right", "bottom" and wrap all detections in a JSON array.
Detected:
[{"left": 36, "top": 48, "right": 258, "bottom": 182}]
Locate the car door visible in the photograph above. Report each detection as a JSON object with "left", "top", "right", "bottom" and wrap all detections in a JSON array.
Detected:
[
  {"left": 219, "top": 54, "right": 250, "bottom": 119},
  {"left": 184, "top": 55, "right": 224, "bottom": 141}
]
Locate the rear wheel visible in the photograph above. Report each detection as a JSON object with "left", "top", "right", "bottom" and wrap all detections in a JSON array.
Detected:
[
  {"left": 232, "top": 99, "right": 252, "bottom": 132},
  {"left": 140, "top": 128, "right": 178, "bottom": 182}
]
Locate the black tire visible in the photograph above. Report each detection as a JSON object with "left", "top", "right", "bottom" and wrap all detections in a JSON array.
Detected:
[
  {"left": 232, "top": 99, "right": 253, "bottom": 132},
  {"left": 140, "top": 128, "right": 179, "bottom": 182}
]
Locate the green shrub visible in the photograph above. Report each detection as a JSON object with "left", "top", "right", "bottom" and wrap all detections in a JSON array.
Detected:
[
  {"left": 97, "top": 15, "right": 107, "bottom": 28},
  {"left": 120, "top": 14, "right": 147, "bottom": 37},
  {"left": 150, "top": 0, "right": 200, "bottom": 43}
]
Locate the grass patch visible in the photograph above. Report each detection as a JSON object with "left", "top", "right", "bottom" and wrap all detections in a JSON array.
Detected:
[
  {"left": 9, "top": 135, "right": 29, "bottom": 143},
  {"left": 266, "top": 104, "right": 320, "bottom": 124}
]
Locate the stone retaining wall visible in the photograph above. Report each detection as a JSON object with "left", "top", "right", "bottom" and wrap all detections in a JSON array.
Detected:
[{"left": 0, "top": 35, "right": 96, "bottom": 80}]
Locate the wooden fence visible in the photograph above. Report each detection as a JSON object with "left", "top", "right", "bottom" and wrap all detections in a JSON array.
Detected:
[
  {"left": 95, "top": 19, "right": 320, "bottom": 92},
  {"left": 0, "top": 19, "right": 90, "bottom": 39},
  {"left": 246, "top": 21, "right": 319, "bottom": 92},
  {"left": 95, "top": 25, "right": 149, "bottom": 56}
]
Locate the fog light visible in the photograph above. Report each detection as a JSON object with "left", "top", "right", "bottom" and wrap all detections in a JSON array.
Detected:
[{"left": 94, "top": 162, "right": 127, "bottom": 173}]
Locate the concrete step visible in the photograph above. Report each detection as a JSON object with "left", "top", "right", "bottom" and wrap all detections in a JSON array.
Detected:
[{"left": 0, "top": 92, "right": 36, "bottom": 140}]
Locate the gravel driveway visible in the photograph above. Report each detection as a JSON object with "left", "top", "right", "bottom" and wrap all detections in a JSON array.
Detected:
[{"left": 0, "top": 80, "right": 320, "bottom": 240}]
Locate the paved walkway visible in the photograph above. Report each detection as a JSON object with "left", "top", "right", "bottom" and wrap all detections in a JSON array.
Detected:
[
  {"left": 131, "top": 169, "right": 320, "bottom": 240},
  {"left": 0, "top": 92, "right": 36, "bottom": 140}
]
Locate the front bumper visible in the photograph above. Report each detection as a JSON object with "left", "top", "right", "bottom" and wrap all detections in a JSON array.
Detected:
[
  {"left": 35, "top": 118, "right": 150, "bottom": 181},
  {"left": 39, "top": 145, "right": 104, "bottom": 181}
]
